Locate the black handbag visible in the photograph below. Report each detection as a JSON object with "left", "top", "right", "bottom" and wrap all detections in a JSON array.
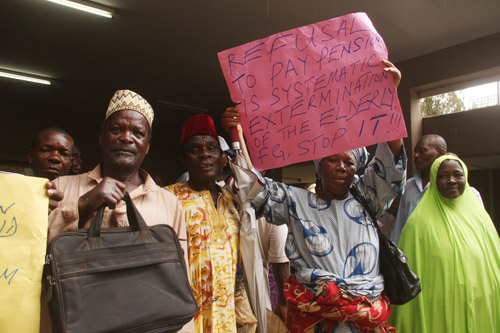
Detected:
[
  {"left": 43, "top": 193, "right": 198, "bottom": 332},
  {"left": 350, "top": 187, "right": 421, "bottom": 305}
]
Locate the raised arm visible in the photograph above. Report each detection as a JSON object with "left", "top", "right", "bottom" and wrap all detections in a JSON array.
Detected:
[
  {"left": 387, "top": 138, "right": 404, "bottom": 162},
  {"left": 382, "top": 59, "right": 403, "bottom": 160}
]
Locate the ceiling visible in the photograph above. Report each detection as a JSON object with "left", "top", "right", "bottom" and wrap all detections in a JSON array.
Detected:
[{"left": 2, "top": 0, "right": 500, "bottom": 180}]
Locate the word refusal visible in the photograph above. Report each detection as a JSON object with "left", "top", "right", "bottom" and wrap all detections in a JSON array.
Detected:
[{"left": 219, "top": 12, "right": 406, "bottom": 170}]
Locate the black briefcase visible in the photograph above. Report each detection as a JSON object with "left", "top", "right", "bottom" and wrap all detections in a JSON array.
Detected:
[{"left": 44, "top": 193, "right": 197, "bottom": 333}]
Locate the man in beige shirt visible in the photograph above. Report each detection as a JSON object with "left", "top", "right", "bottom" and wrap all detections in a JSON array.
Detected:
[
  {"left": 48, "top": 89, "right": 186, "bottom": 247},
  {"left": 43, "top": 89, "right": 191, "bottom": 332}
]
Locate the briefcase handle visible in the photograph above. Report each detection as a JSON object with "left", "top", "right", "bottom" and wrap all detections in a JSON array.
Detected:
[{"left": 87, "top": 192, "right": 151, "bottom": 239}]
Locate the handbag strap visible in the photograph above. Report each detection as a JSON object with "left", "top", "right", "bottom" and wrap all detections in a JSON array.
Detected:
[
  {"left": 87, "top": 192, "right": 150, "bottom": 238},
  {"left": 349, "top": 186, "right": 382, "bottom": 235}
]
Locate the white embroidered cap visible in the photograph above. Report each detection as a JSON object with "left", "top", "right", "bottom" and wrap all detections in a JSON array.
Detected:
[{"left": 105, "top": 89, "right": 154, "bottom": 127}]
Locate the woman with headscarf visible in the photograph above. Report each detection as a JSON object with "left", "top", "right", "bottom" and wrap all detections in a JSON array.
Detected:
[
  {"left": 390, "top": 154, "right": 500, "bottom": 332},
  {"left": 225, "top": 130, "right": 406, "bottom": 332},
  {"left": 222, "top": 95, "right": 406, "bottom": 333}
]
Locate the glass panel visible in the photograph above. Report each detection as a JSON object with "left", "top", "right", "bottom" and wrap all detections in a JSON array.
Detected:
[{"left": 420, "top": 81, "right": 499, "bottom": 118}]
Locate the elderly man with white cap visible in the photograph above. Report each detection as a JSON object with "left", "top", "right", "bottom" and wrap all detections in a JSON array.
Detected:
[
  {"left": 42, "top": 89, "right": 190, "bottom": 331},
  {"left": 48, "top": 89, "right": 185, "bottom": 241},
  {"left": 49, "top": 90, "right": 186, "bottom": 241}
]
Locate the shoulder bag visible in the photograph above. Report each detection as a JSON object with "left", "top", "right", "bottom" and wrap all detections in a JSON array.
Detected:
[{"left": 350, "top": 187, "right": 421, "bottom": 305}]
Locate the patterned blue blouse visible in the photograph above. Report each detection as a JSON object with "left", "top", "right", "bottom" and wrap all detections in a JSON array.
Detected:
[{"left": 251, "top": 143, "right": 406, "bottom": 301}]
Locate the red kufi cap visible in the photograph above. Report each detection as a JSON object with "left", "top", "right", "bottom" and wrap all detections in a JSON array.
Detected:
[{"left": 180, "top": 114, "right": 218, "bottom": 144}]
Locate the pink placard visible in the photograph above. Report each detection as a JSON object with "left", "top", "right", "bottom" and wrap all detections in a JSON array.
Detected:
[{"left": 218, "top": 12, "right": 407, "bottom": 171}]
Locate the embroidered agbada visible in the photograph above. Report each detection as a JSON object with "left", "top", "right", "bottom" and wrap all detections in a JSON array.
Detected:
[
  {"left": 285, "top": 276, "right": 394, "bottom": 333},
  {"left": 250, "top": 143, "right": 407, "bottom": 332},
  {"left": 165, "top": 182, "right": 240, "bottom": 332},
  {"left": 390, "top": 155, "right": 500, "bottom": 332}
]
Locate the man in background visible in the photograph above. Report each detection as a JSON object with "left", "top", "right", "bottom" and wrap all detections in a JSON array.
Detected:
[
  {"left": 390, "top": 134, "right": 447, "bottom": 244},
  {"left": 70, "top": 145, "right": 83, "bottom": 174},
  {"left": 28, "top": 127, "right": 74, "bottom": 180}
]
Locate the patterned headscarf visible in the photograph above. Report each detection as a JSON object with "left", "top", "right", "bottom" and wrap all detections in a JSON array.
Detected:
[{"left": 313, "top": 147, "right": 369, "bottom": 173}]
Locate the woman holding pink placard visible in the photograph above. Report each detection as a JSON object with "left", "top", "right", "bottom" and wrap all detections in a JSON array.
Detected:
[{"left": 223, "top": 61, "right": 405, "bottom": 332}]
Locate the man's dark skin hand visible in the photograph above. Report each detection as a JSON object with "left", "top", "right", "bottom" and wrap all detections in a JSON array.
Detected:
[{"left": 77, "top": 177, "right": 127, "bottom": 222}]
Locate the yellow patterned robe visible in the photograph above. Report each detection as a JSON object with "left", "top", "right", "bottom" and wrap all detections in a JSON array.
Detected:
[{"left": 165, "top": 182, "right": 240, "bottom": 332}]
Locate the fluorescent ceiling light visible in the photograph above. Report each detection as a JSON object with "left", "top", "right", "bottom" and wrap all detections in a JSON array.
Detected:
[
  {"left": 47, "top": 0, "right": 114, "bottom": 18},
  {"left": 0, "top": 69, "right": 51, "bottom": 85}
]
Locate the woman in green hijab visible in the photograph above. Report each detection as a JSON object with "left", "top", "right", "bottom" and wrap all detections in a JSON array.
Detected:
[{"left": 390, "top": 154, "right": 500, "bottom": 332}]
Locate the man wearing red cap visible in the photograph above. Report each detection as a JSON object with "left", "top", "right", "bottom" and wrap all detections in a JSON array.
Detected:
[{"left": 165, "top": 114, "right": 257, "bottom": 332}]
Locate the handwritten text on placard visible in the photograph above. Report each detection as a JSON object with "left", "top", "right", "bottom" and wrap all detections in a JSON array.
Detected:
[
  {"left": 218, "top": 12, "right": 407, "bottom": 170},
  {"left": 1, "top": 202, "right": 17, "bottom": 238},
  {"left": 0, "top": 202, "right": 19, "bottom": 285},
  {"left": 0, "top": 174, "right": 48, "bottom": 332}
]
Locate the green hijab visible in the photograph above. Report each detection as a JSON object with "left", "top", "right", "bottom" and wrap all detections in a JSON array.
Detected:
[
  {"left": 422, "top": 154, "right": 482, "bottom": 213},
  {"left": 390, "top": 154, "right": 500, "bottom": 332}
]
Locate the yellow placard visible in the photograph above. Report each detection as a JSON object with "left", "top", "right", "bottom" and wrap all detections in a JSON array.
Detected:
[{"left": 0, "top": 174, "right": 48, "bottom": 333}]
